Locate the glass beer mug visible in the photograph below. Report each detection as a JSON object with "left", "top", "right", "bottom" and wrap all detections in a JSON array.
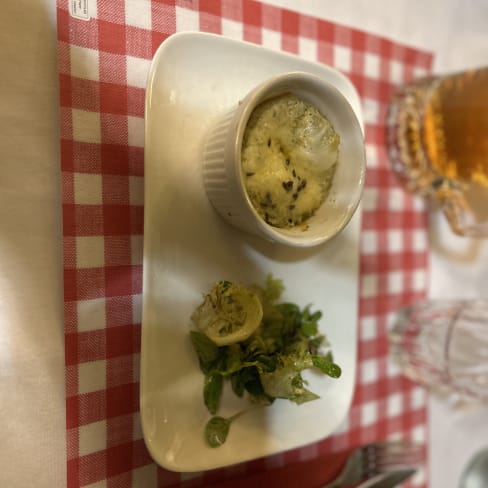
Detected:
[{"left": 386, "top": 67, "right": 488, "bottom": 237}]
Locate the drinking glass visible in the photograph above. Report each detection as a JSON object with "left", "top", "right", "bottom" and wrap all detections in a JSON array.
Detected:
[
  {"left": 389, "top": 299, "right": 488, "bottom": 403},
  {"left": 386, "top": 67, "right": 488, "bottom": 237}
]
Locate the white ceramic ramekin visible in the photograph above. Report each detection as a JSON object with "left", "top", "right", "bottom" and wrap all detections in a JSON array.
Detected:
[{"left": 202, "top": 71, "right": 366, "bottom": 247}]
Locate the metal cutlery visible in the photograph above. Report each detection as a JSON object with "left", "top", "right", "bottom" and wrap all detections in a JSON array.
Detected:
[
  {"left": 359, "top": 468, "right": 418, "bottom": 487},
  {"left": 322, "top": 440, "right": 423, "bottom": 487}
]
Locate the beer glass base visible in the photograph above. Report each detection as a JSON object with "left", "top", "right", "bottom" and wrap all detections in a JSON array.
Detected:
[{"left": 389, "top": 300, "right": 488, "bottom": 404}]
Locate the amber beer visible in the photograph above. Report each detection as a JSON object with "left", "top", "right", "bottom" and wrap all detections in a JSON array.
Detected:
[
  {"left": 387, "top": 67, "right": 488, "bottom": 236},
  {"left": 424, "top": 68, "right": 488, "bottom": 185}
]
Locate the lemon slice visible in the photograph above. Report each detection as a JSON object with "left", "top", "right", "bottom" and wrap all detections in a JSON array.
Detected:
[{"left": 191, "top": 281, "right": 263, "bottom": 346}]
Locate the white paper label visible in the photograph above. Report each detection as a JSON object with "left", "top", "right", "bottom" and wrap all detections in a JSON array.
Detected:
[{"left": 69, "top": 0, "right": 90, "bottom": 21}]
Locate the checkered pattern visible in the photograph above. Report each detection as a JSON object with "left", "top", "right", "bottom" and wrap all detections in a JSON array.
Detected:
[{"left": 57, "top": 1, "right": 432, "bottom": 487}]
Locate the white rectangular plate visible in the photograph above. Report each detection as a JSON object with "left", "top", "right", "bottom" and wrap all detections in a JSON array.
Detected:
[{"left": 141, "top": 32, "right": 362, "bottom": 473}]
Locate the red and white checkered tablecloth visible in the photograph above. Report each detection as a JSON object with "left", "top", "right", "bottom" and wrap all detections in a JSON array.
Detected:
[{"left": 57, "top": 1, "right": 432, "bottom": 487}]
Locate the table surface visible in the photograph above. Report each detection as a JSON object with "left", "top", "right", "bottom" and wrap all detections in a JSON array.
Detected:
[{"left": 2, "top": 1, "right": 488, "bottom": 487}]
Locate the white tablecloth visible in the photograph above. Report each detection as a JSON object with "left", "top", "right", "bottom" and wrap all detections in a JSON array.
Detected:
[{"left": 1, "top": 1, "right": 487, "bottom": 486}]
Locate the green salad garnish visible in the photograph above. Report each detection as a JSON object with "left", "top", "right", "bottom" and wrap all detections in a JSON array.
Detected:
[{"left": 190, "top": 275, "right": 341, "bottom": 447}]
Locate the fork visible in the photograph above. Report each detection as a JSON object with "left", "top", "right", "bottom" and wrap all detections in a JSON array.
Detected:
[{"left": 322, "top": 440, "right": 424, "bottom": 487}]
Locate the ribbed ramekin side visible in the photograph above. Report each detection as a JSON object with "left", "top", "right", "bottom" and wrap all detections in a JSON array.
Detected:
[{"left": 202, "top": 108, "right": 250, "bottom": 228}]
